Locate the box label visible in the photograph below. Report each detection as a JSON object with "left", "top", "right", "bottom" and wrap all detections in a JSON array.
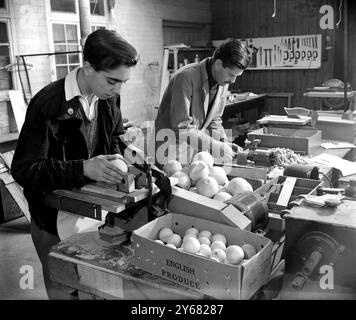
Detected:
[{"left": 162, "top": 258, "right": 200, "bottom": 289}]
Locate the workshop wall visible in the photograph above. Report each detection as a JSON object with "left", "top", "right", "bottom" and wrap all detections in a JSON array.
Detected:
[
  {"left": 111, "top": 0, "right": 212, "bottom": 124},
  {"left": 4, "top": 0, "right": 211, "bottom": 130},
  {"left": 11, "top": 0, "right": 52, "bottom": 98},
  {"left": 212, "top": 0, "right": 338, "bottom": 115}
]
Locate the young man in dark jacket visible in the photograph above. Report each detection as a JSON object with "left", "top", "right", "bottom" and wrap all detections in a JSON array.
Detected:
[{"left": 11, "top": 29, "right": 138, "bottom": 299}]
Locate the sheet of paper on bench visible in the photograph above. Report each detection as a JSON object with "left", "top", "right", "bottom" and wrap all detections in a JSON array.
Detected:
[
  {"left": 321, "top": 142, "right": 356, "bottom": 149},
  {"left": 309, "top": 153, "right": 356, "bottom": 177}
]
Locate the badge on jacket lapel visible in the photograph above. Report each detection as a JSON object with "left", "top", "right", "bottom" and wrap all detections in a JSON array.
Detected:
[{"left": 67, "top": 107, "right": 74, "bottom": 115}]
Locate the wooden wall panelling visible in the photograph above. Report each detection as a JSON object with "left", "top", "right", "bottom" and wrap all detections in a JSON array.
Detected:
[{"left": 212, "top": 0, "right": 338, "bottom": 114}]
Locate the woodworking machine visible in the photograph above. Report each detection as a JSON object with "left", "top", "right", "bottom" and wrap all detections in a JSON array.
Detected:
[
  {"left": 45, "top": 135, "right": 286, "bottom": 245},
  {"left": 234, "top": 139, "right": 276, "bottom": 167},
  {"left": 281, "top": 179, "right": 356, "bottom": 292},
  {"left": 46, "top": 160, "right": 272, "bottom": 244}
]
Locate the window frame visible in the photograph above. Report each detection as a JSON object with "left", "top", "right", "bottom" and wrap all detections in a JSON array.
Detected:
[
  {"left": 91, "top": 23, "right": 107, "bottom": 32},
  {"left": 0, "top": 0, "right": 21, "bottom": 93},
  {"left": 0, "top": 18, "right": 13, "bottom": 91},
  {"left": 46, "top": 0, "right": 111, "bottom": 81},
  {"left": 90, "top": 0, "right": 108, "bottom": 25},
  {"left": 90, "top": 0, "right": 106, "bottom": 17},
  {"left": 49, "top": 22, "right": 82, "bottom": 80},
  {"left": 0, "top": 0, "right": 7, "bottom": 13},
  {"left": 50, "top": 0, "right": 77, "bottom": 15}
]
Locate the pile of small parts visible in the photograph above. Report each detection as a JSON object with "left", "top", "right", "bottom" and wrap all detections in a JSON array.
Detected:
[{"left": 272, "top": 147, "right": 310, "bottom": 166}]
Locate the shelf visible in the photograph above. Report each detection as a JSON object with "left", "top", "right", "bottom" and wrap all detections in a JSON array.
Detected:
[
  {"left": 304, "top": 91, "right": 354, "bottom": 99},
  {"left": 166, "top": 47, "right": 214, "bottom": 73}
]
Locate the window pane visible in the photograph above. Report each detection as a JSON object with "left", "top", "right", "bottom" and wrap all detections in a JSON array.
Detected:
[
  {"left": 54, "top": 45, "right": 67, "bottom": 64},
  {"left": 56, "top": 66, "right": 69, "bottom": 79},
  {"left": 0, "top": 0, "right": 5, "bottom": 9},
  {"left": 91, "top": 25, "right": 106, "bottom": 32},
  {"left": 68, "top": 54, "right": 79, "bottom": 64},
  {"left": 90, "top": 0, "right": 105, "bottom": 16},
  {"left": 66, "top": 25, "right": 78, "bottom": 43},
  {"left": 69, "top": 65, "right": 79, "bottom": 71},
  {"left": 54, "top": 44, "right": 66, "bottom": 52},
  {"left": 53, "top": 24, "right": 65, "bottom": 43},
  {"left": 67, "top": 44, "right": 79, "bottom": 52},
  {"left": 0, "top": 46, "right": 9, "bottom": 56},
  {"left": 55, "top": 54, "right": 67, "bottom": 65},
  {"left": 51, "top": 0, "right": 76, "bottom": 13},
  {"left": 0, "top": 22, "right": 8, "bottom": 43}
]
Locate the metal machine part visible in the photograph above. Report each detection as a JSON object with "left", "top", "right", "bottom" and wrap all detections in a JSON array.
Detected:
[
  {"left": 234, "top": 139, "right": 276, "bottom": 167},
  {"left": 291, "top": 231, "right": 345, "bottom": 290},
  {"left": 317, "top": 179, "right": 356, "bottom": 199},
  {"left": 345, "top": 179, "right": 356, "bottom": 198},
  {"left": 283, "top": 199, "right": 356, "bottom": 291},
  {"left": 96, "top": 138, "right": 173, "bottom": 243},
  {"left": 283, "top": 164, "right": 319, "bottom": 180},
  {"left": 225, "top": 191, "right": 269, "bottom": 231}
]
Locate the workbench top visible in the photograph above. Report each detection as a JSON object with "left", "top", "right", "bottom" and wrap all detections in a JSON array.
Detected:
[
  {"left": 47, "top": 140, "right": 356, "bottom": 300},
  {"left": 48, "top": 231, "right": 204, "bottom": 300}
]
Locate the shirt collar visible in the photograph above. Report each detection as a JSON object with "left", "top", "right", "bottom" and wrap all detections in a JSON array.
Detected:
[{"left": 64, "top": 66, "right": 83, "bottom": 101}]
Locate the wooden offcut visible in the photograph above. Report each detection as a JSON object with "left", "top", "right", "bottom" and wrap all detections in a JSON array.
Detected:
[
  {"left": 276, "top": 177, "right": 297, "bottom": 207},
  {"left": 51, "top": 189, "right": 126, "bottom": 213}
]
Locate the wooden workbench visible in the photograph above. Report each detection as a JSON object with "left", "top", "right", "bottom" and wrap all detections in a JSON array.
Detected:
[
  {"left": 48, "top": 231, "right": 205, "bottom": 300},
  {"left": 47, "top": 141, "right": 356, "bottom": 300},
  {"left": 309, "top": 141, "right": 356, "bottom": 187}
]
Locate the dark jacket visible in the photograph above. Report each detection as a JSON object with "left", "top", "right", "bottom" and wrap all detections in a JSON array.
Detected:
[{"left": 11, "top": 78, "right": 124, "bottom": 235}]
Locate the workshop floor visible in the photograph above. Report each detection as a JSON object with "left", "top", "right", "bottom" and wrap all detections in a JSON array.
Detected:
[{"left": 0, "top": 216, "right": 48, "bottom": 300}]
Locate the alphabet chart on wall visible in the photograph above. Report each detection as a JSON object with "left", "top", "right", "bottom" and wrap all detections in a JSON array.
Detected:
[{"left": 240, "top": 34, "right": 322, "bottom": 70}]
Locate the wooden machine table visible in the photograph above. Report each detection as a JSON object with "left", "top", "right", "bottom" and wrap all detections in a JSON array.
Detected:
[
  {"left": 48, "top": 231, "right": 205, "bottom": 300},
  {"left": 47, "top": 142, "right": 355, "bottom": 300}
]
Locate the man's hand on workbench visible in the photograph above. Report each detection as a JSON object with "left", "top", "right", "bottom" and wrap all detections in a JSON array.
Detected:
[{"left": 83, "top": 154, "right": 125, "bottom": 184}]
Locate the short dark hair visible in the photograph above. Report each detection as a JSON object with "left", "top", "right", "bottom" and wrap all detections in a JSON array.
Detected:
[
  {"left": 83, "top": 29, "right": 138, "bottom": 71},
  {"left": 212, "top": 38, "right": 250, "bottom": 70}
]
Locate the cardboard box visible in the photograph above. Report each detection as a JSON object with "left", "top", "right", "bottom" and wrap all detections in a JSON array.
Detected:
[
  {"left": 247, "top": 127, "right": 322, "bottom": 155},
  {"left": 168, "top": 186, "right": 252, "bottom": 231},
  {"left": 132, "top": 213, "right": 273, "bottom": 300}
]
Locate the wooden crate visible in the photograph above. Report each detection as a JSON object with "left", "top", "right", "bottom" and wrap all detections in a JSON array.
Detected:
[
  {"left": 315, "top": 116, "right": 356, "bottom": 143},
  {"left": 247, "top": 127, "right": 322, "bottom": 155}
]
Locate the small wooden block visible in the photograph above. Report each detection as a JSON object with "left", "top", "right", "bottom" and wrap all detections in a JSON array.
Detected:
[
  {"left": 49, "top": 189, "right": 125, "bottom": 214},
  {"left": 135, "top": 172, "right": 147, "bottom": 188},
  {"left": 81, "top": 184, "right": 127, "bottom": 199},
  {"left": 126, "top": 186, "right": 160, "bottom": 203},
  {"left": 276, "top": 177, "right": 297, "bottom": 207},
  {"left": 118, "top": 173, "right": 135, "bottom": 193}
]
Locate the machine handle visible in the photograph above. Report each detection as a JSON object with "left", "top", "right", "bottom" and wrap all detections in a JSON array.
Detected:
[{"left": 302, "top": 250, "right": 323, "bottom": 277}]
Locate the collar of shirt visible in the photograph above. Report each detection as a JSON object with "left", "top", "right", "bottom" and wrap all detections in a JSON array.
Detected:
[
  {"left": 64, "top": 67, "right": 98, "bottom": 121},
  {"left": 206, "top": 57, "right": 218, "bottom": 90}
]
